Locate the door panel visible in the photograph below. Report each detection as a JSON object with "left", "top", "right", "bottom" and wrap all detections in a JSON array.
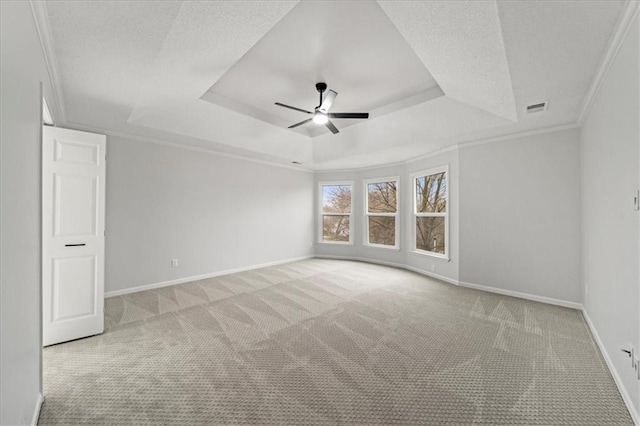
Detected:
[
  {"left": 54, "top": 138, "right": 100, "bottom": 165},
  {"left": 43, "top": 126, "right": 106, "bottom": 346},
  {"left": 54, "top": 174, "right": 98, "bottom": 237},
  {"left": 52, "top": 255, "right": 96, "bottom": 321}
]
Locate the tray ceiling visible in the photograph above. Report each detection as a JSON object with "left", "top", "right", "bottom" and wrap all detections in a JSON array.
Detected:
[{"left": 43, "top": 1, "right": 626, "bottom": 170}]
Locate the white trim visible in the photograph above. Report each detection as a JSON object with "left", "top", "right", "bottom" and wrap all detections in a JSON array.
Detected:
[
  {"left": 405, "top": 145, "right": 460, "bottom": 168},
  {"left": 105, "top": 255, "right": 313, "bottom": 298},
  {"left": 42, "top": 97, "right": 54, "bottom": 126},
  {"left": 38, "top": 86, "right": 44, "bottom": 398},
  {"left": 61, "top": 123, "right": 315, "bottom": 174},
  {"left": 458, "top": 280, "right": 583, "bottom": 310},
  {"left": 582, "top": 309, "right": 640, "bottom": 425},
  {"left": 411, "top": 165, "right": 450, "bottom": 260},
  {"left": 410, "top": 249, "right": 450, "bottom": 261},
  {"left": 317, "top": 240, "right": 354, "bottom": 246},
  {"left": 30, "top": 1, "right": 66, "bottom": 124},
  {"left": 317, "top": 255, "right": 459, "bottom": 286},
  {"left": 30, "top": 393, "right": 43, "bottom": 426},
  {"left": 363, "top": 176, "right": 400, "bottom": 249},
  {"left": 458, "top": 123, "right": 580, "bottom": 151},
  {"left": 314, "top": 255, "right": 582, "bottom": 308},
  {"left": 318, "top": 181, "right": 354, "bottom": 244},
  {"left": 315, "top": 254, "right": 407, "bottom": 270},
  {"left": 315, "top": 158, "right": 409, "bottom": 174},
  {"left": 577, "top": 1, "right": 640, "bottom": 125},
  {"left": 404, "top": 264, "right": 460, "bottom": 286},
  {"left": 362, "top": 244, "right": 402, "bottom": 252},
  {"left": 314, "top": 124, "right": 579, "bottom": 173}
]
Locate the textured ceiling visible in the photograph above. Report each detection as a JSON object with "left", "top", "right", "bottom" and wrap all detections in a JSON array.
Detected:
[
  {"left": 378, "top": 0, "right": 517, "bottom": 121},
  {"left": 43, "top": 1, "right": 626, "bottom": 170}
]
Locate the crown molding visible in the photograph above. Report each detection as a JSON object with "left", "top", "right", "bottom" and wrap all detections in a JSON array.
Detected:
[
  {"left": 457, "top": 122, "right": 579, "bottom": 150},
  {"left": 314, "top": 123, "right": 579, "bottom": 174},
  {"left": 63, "top": 122, "right": 315, "bottom": 174},
  {"left": 314, "top": 158, "right": 408, "bottom": 174},
  {"left": 577, "top": 0, "right": 640, "bottom": 125},
  {"left": 30, "top": 0, "right": 67, "bottom": 125}
]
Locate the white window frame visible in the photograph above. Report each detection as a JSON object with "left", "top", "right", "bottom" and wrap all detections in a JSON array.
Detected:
[
  {"left": 318, "top": 181, "right": 354, "bottom": 245},
  {"left": 363, "top": 176, "right": 400, "bottom": 250},
  {"left": 411, "top": 165, "right": 449, "bottom": 260}
]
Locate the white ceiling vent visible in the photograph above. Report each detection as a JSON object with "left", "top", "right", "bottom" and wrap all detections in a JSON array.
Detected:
[{"left": 526, "top": 101, "right": 548, "bottom": 114}]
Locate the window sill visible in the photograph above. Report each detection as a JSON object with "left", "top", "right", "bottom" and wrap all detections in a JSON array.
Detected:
[
  {"left": 410, "top": 249, "right": 450, "bottom": 262},
  {"left": 363, "top": 243, "right": 401, "bottom": 251},
  {"left": 318, "top": 240, "right": 354, "bottom": 246}
]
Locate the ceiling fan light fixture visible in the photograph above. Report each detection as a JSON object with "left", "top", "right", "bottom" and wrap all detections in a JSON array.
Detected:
[
  {"left": 312, "top": 112, "right": 328, "bottom": 125},
  {"left": 275, "top": 83, "right": 369, "bottom": 134}
]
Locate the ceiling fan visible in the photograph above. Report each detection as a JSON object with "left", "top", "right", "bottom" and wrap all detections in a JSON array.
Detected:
[{"left": 275, "top": 82, "right": 369, "bottom": 134}]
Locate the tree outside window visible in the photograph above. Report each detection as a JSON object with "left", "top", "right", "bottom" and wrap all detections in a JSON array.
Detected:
[
  {"left": 320, "top": 183, "right": 352, "bottom": 243},
  {"left": 365, "top": 179, "right": 398, "bottom": 247},
  {"left": 414, "top": 167, "right": 448, "bottom": 257}
]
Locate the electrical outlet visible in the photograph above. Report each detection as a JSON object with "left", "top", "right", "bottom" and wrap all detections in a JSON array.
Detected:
[
  {"left": 171, "top": 259, "right": 179, "bottom": 268},
  {"left": 622, "top": 344, "right": 640, "bottom": 379}
]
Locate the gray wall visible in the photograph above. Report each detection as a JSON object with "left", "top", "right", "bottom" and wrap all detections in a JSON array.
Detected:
[
  {"left": 315, "top": 129, "right": 582, "bottom": 305},
  {"left": 0, "top": 2, "right": 55, "bottom": 424},
  {"left": 459, "top": 128, "right": 582, "bottom": 303},
  {"left": 1, "top": 1, "right": 635, "bottom": 421},
  {"left": 105, "top": 136, "right": 315, "bottom": 294},
  {"left": 581, "top": 12, "right": 639, "bottom": 416}
]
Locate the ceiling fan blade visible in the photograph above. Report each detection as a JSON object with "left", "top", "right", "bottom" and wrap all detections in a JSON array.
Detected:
[
  {"left": 288, "top": 118, "right": 313, "bottom": 129},
  {"left": 275, "top": 102, "right": 312, "bottom": 114},
  {"left": 328, "top": 112, "right": 369, "bottom": 119},
  {"left": 319, "top": 90, "right": 337, "bottom": 113},
  {"left": 325, "top": 120, "right": 339, "bottom": 134}
]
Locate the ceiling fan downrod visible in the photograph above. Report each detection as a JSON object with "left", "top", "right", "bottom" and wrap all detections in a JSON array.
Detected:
[{"left": 316, "top": 82, "right": 327, "bottom": 108}]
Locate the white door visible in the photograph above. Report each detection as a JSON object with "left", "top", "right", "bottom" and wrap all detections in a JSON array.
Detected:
[{"left": 42, "top": 126, "right": 106, "bottom": 346}]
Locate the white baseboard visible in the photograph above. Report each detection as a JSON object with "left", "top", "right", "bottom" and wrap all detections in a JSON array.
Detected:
[
  {"left": 582, "top": 309, "right": 639, "bottom": 425},
  {"left": 314, "top": 255, "right": 458, "bottom": 285},
  {"left": 105, "top": 255, "right": 314, "bottom": 298},
  {"left": 315, "top": 255, "right": 581, "bottom": 310},
  {"left": 104, "top": 256, "right": 580, "bottom": 311},
  {"left": 457, "top": 280, "right": 583, "bottom": 310},
  {"left": 30, "top": 393, "right": 43, "bottom": 426},
  {"left": 315, "top": 254, "right": 407, "bottom": 270},
  {"left": 316, "top": 254, "right": 458, "bottom": 285},
  {"left": 315, "top": 255, "right": 458, "bottom": 286},
  {"left": 404, "top": 264, "right": 460, "bottom": 286}
]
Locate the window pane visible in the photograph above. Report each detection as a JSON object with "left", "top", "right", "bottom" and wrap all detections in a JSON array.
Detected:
[
  {"left": 323, "top": 215, "right": 350, "bottom": 242},
  {"left": 416, "top": 172, "right": 446, "bottom": 213},
  {"left": 416, "top": 217, "right": 445, "bottom": 254},
  {"left": 368, "top": 216, "right": 395, "bottom": 246},
  {"left": 367, "top": 181, "right": 397, "bottom": 213},
  {"left": 322, "top": 185, "right": 352, "bottom": 213}
]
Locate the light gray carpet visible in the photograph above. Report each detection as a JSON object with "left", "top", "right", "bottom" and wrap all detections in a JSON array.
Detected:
[{"left": 40, "top": 259, "right": 632, "bottom": 425}]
